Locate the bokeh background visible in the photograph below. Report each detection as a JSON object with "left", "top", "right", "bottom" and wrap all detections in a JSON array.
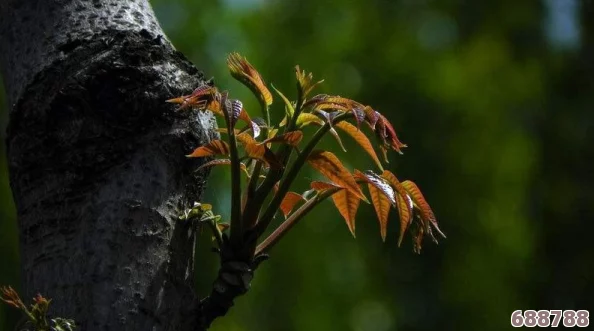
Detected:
[{"left": 2, "top": 0, "right": 593, "bottom": 330}]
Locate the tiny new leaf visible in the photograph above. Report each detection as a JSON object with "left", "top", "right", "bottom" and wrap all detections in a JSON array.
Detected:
[{"left": 296, "top": 65, "right": 324, "bottom": 98}]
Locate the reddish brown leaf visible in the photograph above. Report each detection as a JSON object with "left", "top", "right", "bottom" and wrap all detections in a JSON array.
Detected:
[
  {"left": 166, "top": 95, "right": 188, "bottom": 105},
  {"left": 323, "top": 96, "right": 361, "bottom": 105},
  {"left": 187, "top": 140, "right": 230, "bottom": 158},
  {"left": 353, "top": 170, "right": 395, "bottom": 241},
  {"left": 401, "top": 180, "right": 433, "bottom": 222},
  {"left": 280, "top": 192, "right": 304, "bottom": 217},
  {"left": 244, "top": 142, "right": 266, "bottom": 160},
  {"left": 331, "top": 189, "right": 360, "bottom": 237},
  {"left": 395, "top": 193, "right": 412, "bottom": 247},
  {"left": 363, "top": 106, "right": 380, "bottom": 129},
  {"left": 310, "top": 181, "right": 343, "bottom": 192},
  {"left": 353, "top": 170, "right": 395, "bottom": 205},
  {"left": 206, "top": 99, "right": 225, "bottom": 117},
  {"left": 381, "top": 171, "right": 409, "bottom": 205},
  {"left": 336, "top": 121, "right": 383, "bottom": 170},
  {"left": 236, "top": 132, "right": 257, "bottom": 145},
  {"left": 305, "top": 95, "right": 361, "bottom": 109},
  {"left": 219, "top": 128, "right": 257, "bottom": 142},
  {"left": 168, "top": 96, "right": 207, "bottom": 111},
  {"left": 401, "top": 180, "right": 445, "bottom": 238},
  {"left": 189, "top": 85, "right": 217, "bottom": 99},
  {"left": 314, "top": 102, "right": 349, "bottom": 112},
  {"left": 368, "top": 183, "right": 391, "bottom": 241},
  {"left": 376, "top": 114, "right": 407, "bottom": 154},
  {"left": 260, "top": 131, "right": 303, "bottom": 146},
  {"left": 0, "top": 286, "right": 24, "bottom": 309},
  {"left": 381, "top": 170, "right": 414, "bottom": 245},
  {"left": 227, "top": 53, "right": 273, "bottom": 106},
  {"left": 166, "top": 85, "right": 216, "bottom": 110},
  {"left": 244, "top": 142, "right": 283, "bottom": 169},
  {"left": 351, "top": 107, "right": 366, "bottom": 128},
  {"left": 307, "top": 150, "right": 367, "bottom": 201}
]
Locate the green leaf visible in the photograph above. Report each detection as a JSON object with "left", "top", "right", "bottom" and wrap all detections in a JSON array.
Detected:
[{"left": 272, "top": 84, "right": 295, "bottom": 119}]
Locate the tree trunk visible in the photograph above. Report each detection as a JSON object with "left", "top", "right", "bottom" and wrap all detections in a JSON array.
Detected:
[{"left": 0, "top": 1, "right": 219, "bottom": 329}]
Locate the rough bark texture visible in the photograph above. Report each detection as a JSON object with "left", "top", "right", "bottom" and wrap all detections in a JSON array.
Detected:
[{"left": 1, "top": 1, "right": 221, "bottom": 330}]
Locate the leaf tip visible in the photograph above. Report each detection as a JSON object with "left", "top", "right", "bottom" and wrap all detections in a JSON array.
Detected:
[{"left": 360, "top": 193, "right": 370, "bottom": 204}]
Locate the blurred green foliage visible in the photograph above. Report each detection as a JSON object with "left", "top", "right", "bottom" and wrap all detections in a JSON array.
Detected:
[{"left": 1, "top": 0, "right": 593, "bottom": 330}]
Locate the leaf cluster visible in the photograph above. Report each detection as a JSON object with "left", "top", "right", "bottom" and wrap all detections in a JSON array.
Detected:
[
  {"left": 1, "top": 286, "right": 76, "bottom": 331},
  {"left": 167, "top": 53, "right": 444, "bottom": 256}
]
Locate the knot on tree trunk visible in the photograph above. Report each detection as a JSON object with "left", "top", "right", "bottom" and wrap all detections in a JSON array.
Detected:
[{"left": 198, "top": 237, "right": 269, "bottom": 329}]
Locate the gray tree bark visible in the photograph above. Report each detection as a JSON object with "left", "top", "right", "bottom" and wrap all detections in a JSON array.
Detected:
[{"left": 0, "top": 0, "right": 222, "bottom": 330}]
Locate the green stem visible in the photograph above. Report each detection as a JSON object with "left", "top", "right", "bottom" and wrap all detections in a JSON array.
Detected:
[
  {"left": 244, "top": 160, "right": 263, "bottom": 229},
  {"left": 261, "top": 100, "right": 271, "bottom": 128},
  {"left": 254, "top": 112, "right": 353, "bottom": 236},
  {"left": 246, "top": 93, "right": 306, "bottom": 214},
  {"left": 240, "top": 100, "right": 301, "bottom": 234},
  {"left": 247, "top": 162, "right": 262, "bottom": 195},
  {"left": 241, "top": 98, "right": 269, "bottom": 230},
  {"left": 226, "top": 107, "right": 243, "bottom": 245},
  {"left": 255, "top": 189, "right": 339, "bottom": 255},
  {"left": 254, "top": 123, "right": 331, "bottom": 236}
]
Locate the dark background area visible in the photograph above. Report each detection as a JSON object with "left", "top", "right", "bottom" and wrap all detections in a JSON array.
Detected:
[{"left": 1, "top": 0, "right": 593, "bottom": 330}]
